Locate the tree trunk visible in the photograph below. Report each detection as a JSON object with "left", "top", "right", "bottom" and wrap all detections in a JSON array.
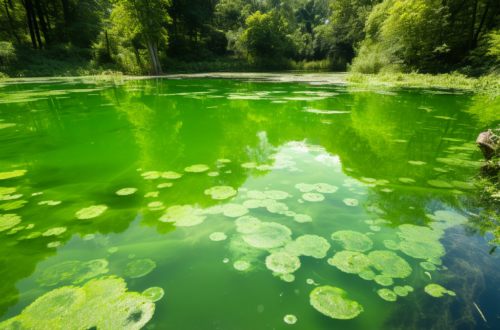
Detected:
[
  {"left": 60, "top": 0, "right": 70, "bottom": 26},
  {"left": 4, "top": 0, "right": 22, "bottom": 45},
  {"left": 468, "top": 0, "right": 478, "bottom": 51},
  {"left": 24, "top": 0, "right": 38, "bottom": 49},
  {"left": 34, "top": 0, "right": 50, "bottom": 45},
  {"left": 146, "top": 39, "right": 161, "bottom": 75},
  {"left": 472, "top": 4, "right": 489, "bottom": 48},
  {"left": 27, "top": 0, "right": 43, "bottom": 49}
]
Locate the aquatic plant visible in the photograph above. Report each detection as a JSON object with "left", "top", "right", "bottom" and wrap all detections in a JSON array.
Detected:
[
  {"left": 393, "top": 286, "right": 408, "bottom": 297},
  {"left": 331, "top": 230, "right": 373, "bottom": 252},
  {"left": 383, "top": 240, "right": 399, "bottom": 250},
  {"left": 234, "top": 260, "right": 250, "bottom": 271},
  {"left": 282, "top": 273, "right": 295, "bottom": 282},
  {"left": 374, "top": 275, "right": 394, "bottom": 286},
  {"left": 124, "top": 259, "right": 156, "bottom": 278},
  {"left": 420, "top": 262, "right": 436, "bottom": 271},
  {"left": 242, "top": 222, "right": 292, "bottom": 249},
  {"left": 310, "top": 286, "right": 363, "bottom": 319}
]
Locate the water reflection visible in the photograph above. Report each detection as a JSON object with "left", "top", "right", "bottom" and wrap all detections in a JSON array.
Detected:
[{"left": 0, "top": 77, "right": 499, "bottom": 329}]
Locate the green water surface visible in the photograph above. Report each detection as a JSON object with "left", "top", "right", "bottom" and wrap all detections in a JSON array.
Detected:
[{"left": 1, "top": 75, "right": 499, "bottom": 330}]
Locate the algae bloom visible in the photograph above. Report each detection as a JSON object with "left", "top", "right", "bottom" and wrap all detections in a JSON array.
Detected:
[
  {"left": 368, "top": 250, "right": 412, "bottom": 278},
  {"left": 76, "top": 205, "right": 108, "bottom": 219},
  {"left": 377, "top": 288, "right": 397, "bottom": 301},
  {"left": 343, "top": 198, "right": 358, "bottom": 206},
  {"left": 265, "top": 252, "right": 301, "bottom": 274},
  {"left": 0, "top": 170, "right": 27, "bottom": 180},
  {"left": 37, "top": 259, "right": 109, "bottom": 286},
  {"left": 142, "top": 287, "right": 164, "bottom": 302},
  {"left": 116, "top": 188, "right": 137, "bottom": 195},
  {"left": 331, "top": 230, "right": 373, "bottom": 252},
  {"left": 209, "top": 232, "right": 227, "bottom": 241},
  {"left": 310, "top": 286, "right": 363, "bottom": 319},
  {"left": 284, "top": 314, "right": 297, "bottom": 324},
  {"left": 204, "top": 186, "right": 237, "bottom": 199},
  {"left": 284, "top": 235, "right": 330, "bottom": 259},
  {"left": 328, "top": 251, "right": 370, "bottom": 274},
  {"left": 424, "top": 284, "right": 456, "bottom": 297},
  {"left": 124, "top": 259, "right": 156, "bottom": 278},
  {"left": 234, "top": 260, "right": 250, "bottom": 271},
  {"left": 302, "top": 192, "right": 325, "bottom": 202},
  {"left": 185, "top": 164, "right": 209, "bottom": 172},
  {"left": 42, "top": 227, "right": 67, "bottom": 236},
  {"left": 162, "top": 171, "right": 183, "bottom": 179},
  {"left": 0, "top": 214, "right": 22, "bottom": 232}
]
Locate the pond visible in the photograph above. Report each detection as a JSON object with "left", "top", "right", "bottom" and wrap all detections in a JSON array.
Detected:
[{"left": 1, "top": 74, "right": 499, "bottom": 330}]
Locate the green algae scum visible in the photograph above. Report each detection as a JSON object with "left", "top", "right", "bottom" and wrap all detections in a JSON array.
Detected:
[{"left": 1, "top": 74, "right": 500, "bottom": 330}]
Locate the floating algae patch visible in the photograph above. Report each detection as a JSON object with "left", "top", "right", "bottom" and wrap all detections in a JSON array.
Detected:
[
  {"left": 76, "top": 205, "right": 108, "bottom": 219},
  {"left": 185, "top": 164, "right": 209, "bottom": 172},
  {"left": 377, "top": 288, "right": 397, "bottom": 302},
  {"left": 404, "top": 285, "right": 414, "bottom": 292},
  {"left": 331, "top": 230, "right": 373, "bottom": 252},
  {"left": 116, "top": 188, "right": 137, "bottom": 195},
  {"left": 368, "top": 251, "right": 412, "bottom": 278},
  {"left": 162, "top": 171, "right": 183, "bottom": 179},
  {"left": 285, "top": 235, "right": 330, "bottom": 259},
  {"left": 0, "top": 123, "right": 16, "bottom": 129},
  {"left": 235, "top": 216, "right": 262, "bottom": 234},
  {"left": 313, "top": 183, "right": 338, "bottom": 193},
  {"left": 284, "top": 314, "right": 297, "bottom": 324},
  {"left": 266, "top": 202, "right": 288, "bottom": 214},
  {"left": 266, "top": 252, "right": 301, "bottom": 274},
  {"left": 359, "top": 269, "right": 376, "bottom": 280},
  {"left": 241, "top": 162, "right": 257, "bottom": 168},
  {"left": 451, "top": 180, "right": 475, "bottom": 190},
  {"left": 424, "top": 284, "right": 456, "bottom": 297},
  {"left": 0, "top": 276, "right": 155, "bottom": 330},
  {"left": 0, "top": 170, "right": 27, "bottom": 180},
  {"left": 234, "top": 261, "right": 250, "bottom": 271},
  {"left": 264, "top": 190, "right": 290, "bottom": 200},
  {"left": 160, "top": 205, "right": 206, "bottom": 226},
  {"left": 243, "top": 222, "right": 292, "bottom": 249},
  {"left": 408, "top": 161, "right": 426, "bottom": 165},
  {"left": 397, "top": 229, "right": 445, "bottom": 261},
  {"left": 420, "top": 262, "right": 436, "bottom": 271},
  {"left": 374, "top": 275, "right": 394, "bottom": 286},
  {"left": 204, "top": 186, "right": 237, "bottom": 199},
  {"left": 0, "top": 200, "right": 27, "bottom": 210},
  {"left": 209, "top": 232, "right": 227, "bottom": 241},
  {"left": 222, "top": 203, "right": 249, "bottom": 217},
  {"left": 42, "top": 227, "right": 67, "bottom": 236},
  {"left": 142, "top": 287, "right": 164, "bottom": 302},
  {"left": 207, "top": 172, "right": 219, "bottom": 176},
  {"left": 124, "top": 259, "right": 156, "bottom": 278},
  {"left": 47, "top": 241, "right": 61, "bottom": 248},
  {"left": 37, "top": 259, "right": 109, "bottom": 286},
  {"left": 158, "top": 183, "right": 173, "bottom": 188},
  {"left": 436, "top": 158, "right": 482, "bottom": 168},
  {"left": 0, "top": 187, "right": 16, "bottom": 196},
  {"left": 293, "top": 214, "right": 312, "bottom": 223},
  {"left": 399, "top": 178, "right": 416, "bottom": 183},
  {"left": 328, "top": 251, "right": 370, "bottom": 274},
  {"left": 0, "top": 214, "right": 21, "bottom": 232},
  {"left": 243, "top": 199, "right": 263, "bottom": 208},
  {"left": 431, "top": 210, "right": 468, "bottom": 227},
  {"left": 295, "top": 183, "right": 315, "bottom": 192},
  {"left": 393, "top": 286, "right": 408, "bottom": 297},
  {"left": 282, "top": 273, "right": 295, "bottom": 282},
  {"left": 383, "top": 240, "right": 399, "bottom": 250},
  {"left": 370, "top": 226, "right": 381, "bottom": 231},
  {"left": 343, "top": 198, "right": 358, "bottom": 206},
  {"left": 427, "top": 180, "right": 453, "bottom": 188},
  {"left": 310, "top": 286, "right": 363, "bottom": 319},
  {"left": 302, "top": 193, "right": 325, "bottom": 202},
  {"left": 1, "top": 193, "right": 23, "bottom": 200}
]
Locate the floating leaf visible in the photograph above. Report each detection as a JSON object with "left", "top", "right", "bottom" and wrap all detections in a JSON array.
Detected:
[{"left": 204, "top": 186, "right": 237, "bottom": 200}]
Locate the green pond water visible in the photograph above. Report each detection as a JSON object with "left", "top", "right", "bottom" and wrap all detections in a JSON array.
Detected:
[{"left": 1, "top": 74, "right": 500, "bottom": 330}]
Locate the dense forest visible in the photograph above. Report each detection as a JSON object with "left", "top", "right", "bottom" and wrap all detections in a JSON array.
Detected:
[{"left": 0, "top": 0, "right": 500, "bottom": 77}]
